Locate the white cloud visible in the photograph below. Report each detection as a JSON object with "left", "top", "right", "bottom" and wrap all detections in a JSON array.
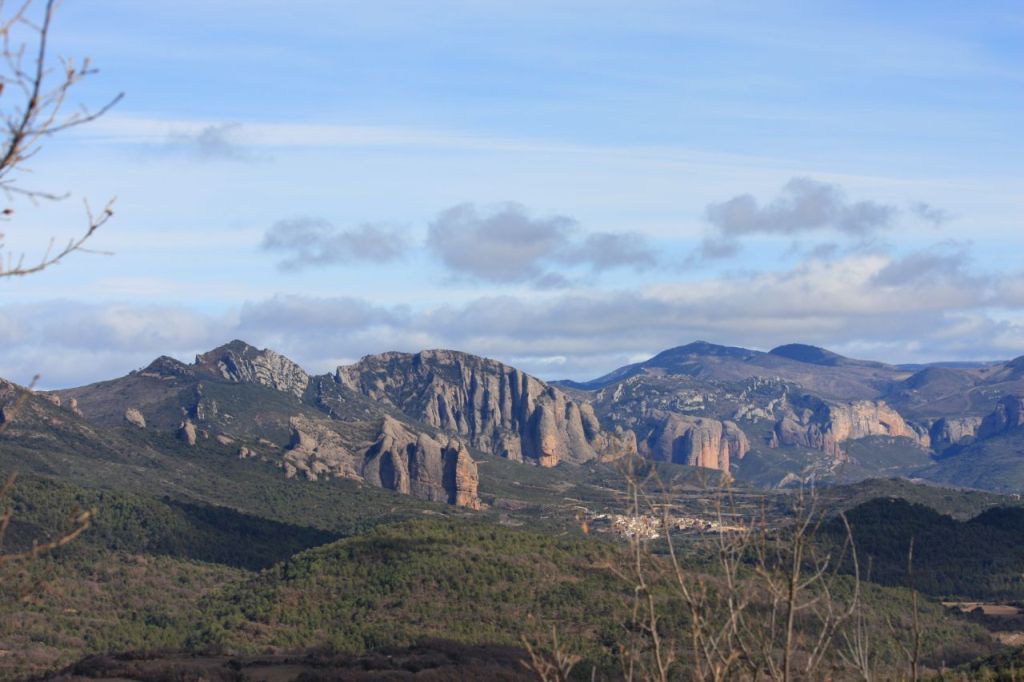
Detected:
[
  {"left": 5, "top": 248, "right": 1023, "bottom": 388},
  {"left": 426, "top": 202, "right": 655, "bottom": 284}
]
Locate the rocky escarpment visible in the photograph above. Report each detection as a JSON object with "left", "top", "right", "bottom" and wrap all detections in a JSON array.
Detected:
[
  {"left": 977, "top": 395, "right": 1024, "bottom": 439},
  {"left": 770, "top": 396, "right": 929, "bottom": 458},
  {"left": 195, "top": 340, "right": 309, "bottom": 398},
  {"left": 362, "top": 416, "right": 480, "bottom": 508},
  {"left": 929, "top": 416, "right": 983, "bottom": 448},
  {"left": 335, "top": 350, "right": 635, "bottom": 467},
  {"left": 282, "top": 415, "right": 359, "bottom": 481},
  {"left": 280, "top": 414, "right": 481, "bottom": 508},
  {"left": 644, "top": 415, "right": 749, "bottom": 470}
]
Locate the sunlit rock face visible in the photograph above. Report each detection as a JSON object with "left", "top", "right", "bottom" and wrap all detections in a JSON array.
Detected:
[
  {"left": 362, "top": 415, "right": 481, "bottom": 509},
  {"left": 770, "top": 397, "right": 929, "bottom": 459},
  {"left": 335, "top": 349, "right": 636, "bottom": 467},
  {"left": 195, "top": 340, "right": 310, "bottom": 398},
  {"left": 644, "top": 414, "right": 749, "bottom": 470}
]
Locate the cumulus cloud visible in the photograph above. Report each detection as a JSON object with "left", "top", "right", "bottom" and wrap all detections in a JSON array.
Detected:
[
  {"left": 426, "top": 202, "right": 655, "bottom": 284},
  {"left": 706, "top": 177, "right": 898, "bottom": 238},
  {"left": 693, "top": 177, "right": 906, "bottom": 262},
  {"left": 261, "top": 218, "right": 409, "bottom": 270},
  {"left": 427, "top": 202, "right": 574, "bottom": 282}
]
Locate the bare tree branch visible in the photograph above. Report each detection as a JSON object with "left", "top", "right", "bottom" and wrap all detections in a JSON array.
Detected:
[{"left": 0, "top": 0, "right": 121, "bottom": 278}]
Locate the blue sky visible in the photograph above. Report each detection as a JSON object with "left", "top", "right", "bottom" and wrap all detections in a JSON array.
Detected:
[{"left": 2, "top": 0, "right": 1022, "bottom": 387}]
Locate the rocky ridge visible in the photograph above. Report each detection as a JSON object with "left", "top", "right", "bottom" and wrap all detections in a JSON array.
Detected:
[
  {"left": 195, "top": 340, "right": 310, "bottom": 398},
  {"left": 770, "top": 396, "right": 929, "bottom": 459},
  {"left": 335, "top": 349, "right": 636, "bottom": 467}
]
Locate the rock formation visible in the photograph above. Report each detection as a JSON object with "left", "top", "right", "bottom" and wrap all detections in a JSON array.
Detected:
[
  {"left": 978, "top": 395, "right": 1024, "bottom": 440},
  {"left": 282, "top": 415, "right": 358, "bottom": 481},
  {"left": 362, "top": 416, "right": 481, "bottom": 509},
  {"left": 770, "top": 397, "right": 928, "bottom": 458},
  {"left": 66, "top": 398, "right": 83, "bottom": 417},
  {"left": 124, "top": 408, "right": 147, "bottom": 429},
  {"left": 929, "top": 416, "right": 982, "bottom": 448},
  {"left": 644, "top": 415, "right": 749, "bottom": 470},
  {"left": 335, "top": 350, "right": 635, "bottom": 467},
  {"left": 195, "top": 340, "right": 309, "bottom": 398},
  {"left": 177, "top": 420, "right": 197, "bottom": 446}
]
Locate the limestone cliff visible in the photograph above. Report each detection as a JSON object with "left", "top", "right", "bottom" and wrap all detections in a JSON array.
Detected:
[
  {"left": 644, "top": 414, "right": 749, "bottom": 470},
  {"left": 929, "top": 416, "right": 982, "bottom": 448},
  {"left": 977, "top": 395, "right": 1024, "bottom": 440},
  {"left": 279, "top": 414, "right": 481, "bottom": 508},
  {"left": 770, "top": 396, "right": 928, "bottom": 458},
  {"left": 335, "top": 350, "right": 635, "bottom": 467},
  {"left": 362, "top": 415, "right": 481, "bottom": 509},
  {"left": 195, "top": 340, "right": 309, "bottom": 398},
  {"left": 283, "top": 415, "right": 359, "bottom": 481}
]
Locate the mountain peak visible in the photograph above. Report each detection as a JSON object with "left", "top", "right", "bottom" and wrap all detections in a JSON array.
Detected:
[
  {"left": 769, "top": 343, "right": 847, "bottom": 366},
  {"left": 196, "top": 339, "right": 262, "bottom": 361},
  {"left": 661, "top": 340, "right": 755, "bottom": 358},
  {"left": 194, "top": 340, "right": 309, "bottom": 398}
]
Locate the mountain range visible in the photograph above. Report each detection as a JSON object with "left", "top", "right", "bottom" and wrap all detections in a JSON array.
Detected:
[{"left": 3, "top": 339, "right": 1024, "bottom": 508}]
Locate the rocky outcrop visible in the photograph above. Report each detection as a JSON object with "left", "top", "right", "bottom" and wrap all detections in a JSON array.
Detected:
[
  {"left": 282, "top": 415, "right": 358, "bottom": 481},
  {"left": 362, "top": 415, "right": 481, "bottom": 509},
  {"left": 279, "top": 413, "right": 481, "bottom": 508},
  {"left": 929, "top": 416, "right": 982, "bottom": 448},
  {"left": 124, "top": 408, "right": 146, "bottom": 429},
  {"left": 66, "top": 398, "right": 83, "bottom": 417},
  {"left": 770, "top": 397, "right": 928, "bottom": 458},
  {"left": 196, "top": 340, "right": 309, "bottom": 398},
  {"left": 978, "top": 396, "right": 1024, "bottom": 440},
  {"left": 177, "top": 420, "right": 197, "bottom": 446},
  {"left": 35, "top": 391, "right": 85, "bottom": 417},
  {"left": 644, "top": 415, "right": 749, "bottom": 470},
  {"left": 336, "top": 350, "right": 635, "bottom": 467}
]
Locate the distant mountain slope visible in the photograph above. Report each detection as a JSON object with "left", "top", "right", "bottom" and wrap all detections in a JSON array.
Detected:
[
  {"left": 563, "top": 341, "right": 908, "bottom": 399},
  {"left": 556, "top": 341, "right": 1024, "bottom": 490},
  {"left": 5, "top": 340, "right": 645, "bottom": 510},
  {"left": 826, "top": 497, "right": 1024, "bottom": 599},
  {"left": 48, "top": 343, "right": 492, "bottom": 508},
  {"left": 9, "top": 338, "right": 1024, "bottom": 495},
  {"left": 769, "top": 343, "right": 847, "bottom": 366},
  {"left": 886, "top": 355, "right": 1024, "bottom": 419}
]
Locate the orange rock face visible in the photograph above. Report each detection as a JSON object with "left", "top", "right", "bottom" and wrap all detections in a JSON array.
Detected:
[{"left": 646, "top": 415, "right": 750, "bottom": 471}]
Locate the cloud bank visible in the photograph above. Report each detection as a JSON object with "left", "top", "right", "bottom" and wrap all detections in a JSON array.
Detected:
[{"left": 5, "top": 248, "right": 1022, "bottom": 389}]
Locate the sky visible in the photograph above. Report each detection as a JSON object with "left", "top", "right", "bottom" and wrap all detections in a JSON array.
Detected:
[{"left": 1, "top": 0, "right": 1022, "bottom": 388}]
